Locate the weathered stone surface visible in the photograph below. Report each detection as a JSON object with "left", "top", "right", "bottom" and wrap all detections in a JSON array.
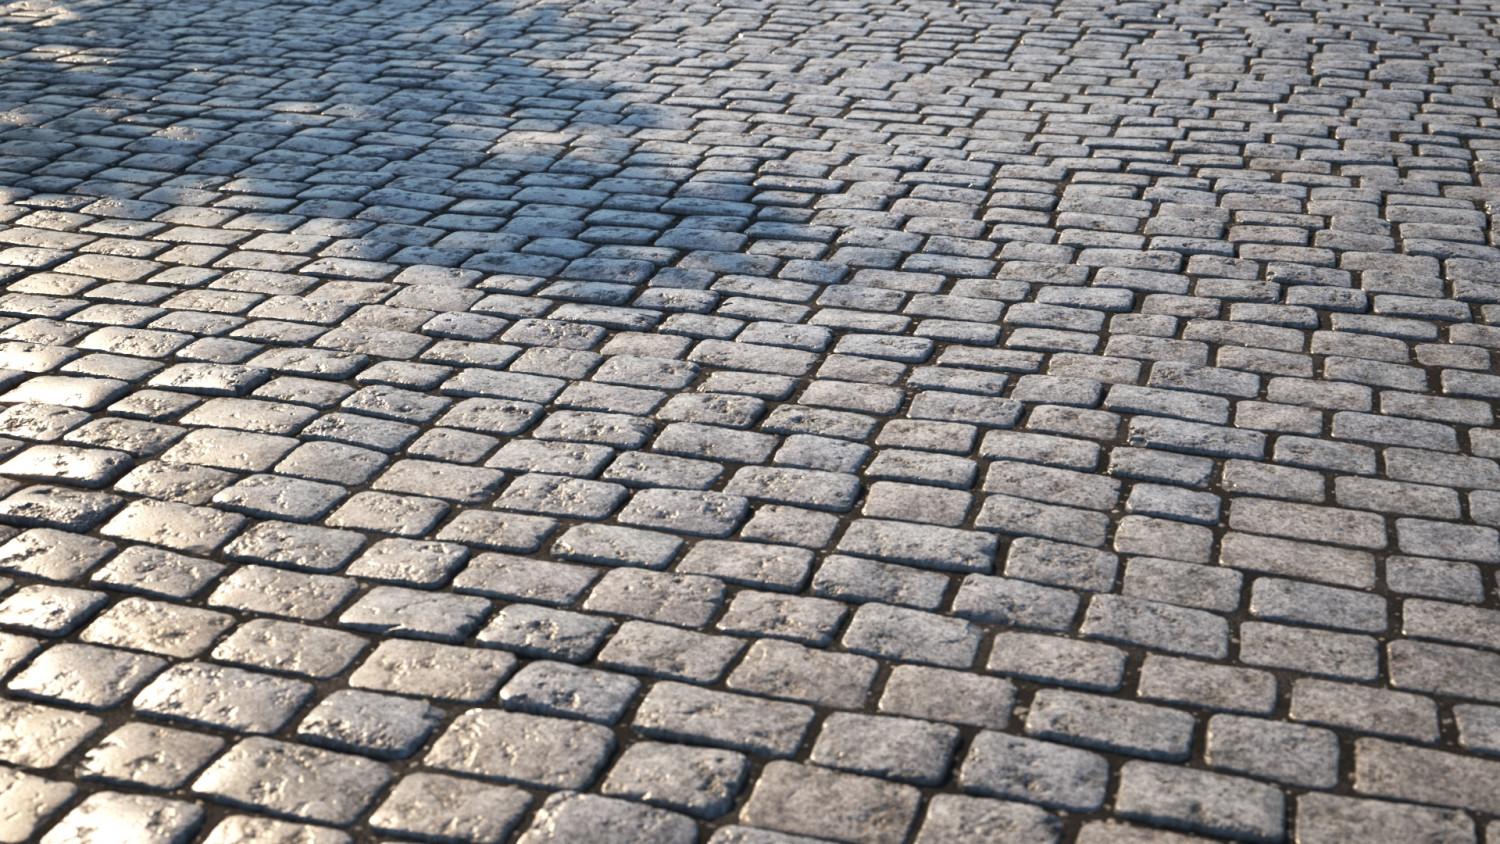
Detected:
[
  {"left": 6, "top": 0, "right": 1500, "bottom": 839},
  {"left": 39, "top": 792, "right": 203, "bottom": 844},
  {"left": 1115, "top": 762, "right": 1285, "bottom": 843},
  {"left": 369, "top": 774, "right": 532, "bottom": 844},
  {"left": 739, "top": 762, "right": 922, "bottom": 844},
  {"left": 515, "top": 792, "right": 697, "bottom": 844},
  {"left": 0, "top": 767, "right": 74, "bottom": 843},
  {"left": 424, "top": 709, "right": 615, "bottom": 790},
  {"left": 601, "top": 742, "right": 749, "bottom": 819},
  {"left": 192, "top": 738, "right": 391, "bottom": 825},
  {"left": 960, "top": 731, "right": 1109, "bottom": 812}
]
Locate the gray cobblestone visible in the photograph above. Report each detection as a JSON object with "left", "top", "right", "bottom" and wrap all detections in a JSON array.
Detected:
[
  {"left": 135, "top": 662, "right": 312, "bottom": 734},
  {"left": 206, "top": 566, "right": 355, "bottom": 621},
  {"left": 41, "top": 792, "right": 202, "bottom": 844},
  {"left": 79, "top": 597, "right": 231, "bottom": 658},
  {"left": 740, "top": 761, "right": 920, "bottom": 844},
  {"left": 296, "top": 689, "right": 441, "bottom": 760},
  {"left": 338, "top": 586, "right": 489, "bottom": 644},
  {"left": 634, "top": 682, "right": 814, "bottom": 759},
  {"left": 1074, "top": 822, "right": 1220, "bottom": 844},
  {"left": 369, "top": 774, "right": 531, "bottom": 844},
  {"left": 1355, "top": 739, "right": 1500, "bottom": 815},
  {"left": 810, "top": 554, "right": 948, "bottom": 610},
  {"left": 1241, "top": 622, "right": 1380, "bottom": 681},
  {"left": 1219, "top": 533, "right": 1374, "bottom": 589},
  {"left": 1250, "top": 578, "right": 1387, "bottom": 633},
  {"left": 989, "top": 632, "right": 1126, "bottom": 692},
  {"left": 1291, "top": 678, "right": 1439, "bottom": 744},
  {"left": 348, "top": 640, "right": 515, "bottom": 704},
  {"left": 715, "top": 591, "right": 843, "bottom": 646},
  {"left": 223, "top": 521, "right": 363, "bottom": 573},
  {"left": 601, "top": 741, "right": 748, "bottom": 819},
  {"left": 728, "top": 638, "right": 878, "bottom": 710},
  {"left": 1028, "top": 690, "right": 1196, "bottom": 762},
  {"left": 960, "top": 731, "right": 1109, "bottom": 812},
  {"left": 1116, "top": 762, "right": 1285, "bottom": 843},
  {"left": 583, "top": 569, "right": 724, "bottom": 628},
  {"left": 0, "top": 584, "right": 106, "bottom": 637},
  {"left": 200, "top": 817, "right": 351, "bottom": 844},
  {"left": 843, "top": 603, "right": 980, "bottom": 669},
  {"left": 9, "top": 642, "right": 163, "bottom": 709},
  {"left": 425, "top": 709, "right": 614, "bottom": 790},
  {"left": 811, "top": 712, "right": 960, "bottom": 786},
  {"left": 7, "top": 0, "right": 1500, "bottom": 836},
  {"left": 0, "top": 528, "right": 113, "bottom": 582},
  {"left": 879, "top": 665, "right": 1016, "bottom": 730},
  {"left": 1295, "top": 793, "right": 1474, "bottom": 844},
  {"left": 597, "top": 620, "right": 742, "bottom": 684},
  {"left": 1136, "top": 655, "right": 1277, "bottom": 716},
  {"left": 914, "top": 795, "right": 1061, "bottom": 844},
  {"left": 1206, "top": 714, "right": 1339, "bottom": 789},
  {"left": 210, "top": 620, "right": 365, "bottom": 681},
  {"left": 516, "top": 792, "right": 696, "bottom": 844},
  {"left": 0, "top": 767, "right": 73, "bottom": 841},
  {"left": 477, "top": 604, "right": 612, "bottom": 663},
  {"left": 1082, "top": 595, "right": 1228, "bottom": 660},
  {"left": 193, "top": 737, "right": 390, "bottom": 825}
]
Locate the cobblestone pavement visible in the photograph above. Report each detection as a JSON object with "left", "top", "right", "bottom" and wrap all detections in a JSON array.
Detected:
[{"left": 0, "top": 0, "right": 1497, "bottom": 840}]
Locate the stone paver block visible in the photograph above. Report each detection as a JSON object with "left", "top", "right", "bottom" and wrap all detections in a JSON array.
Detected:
[
  {"left": 515, "top": 792, "right": 697, "bottom": 844},
  {"left": 369, "top": 774, "right": 532, "bottom": 844},
  {"left": 424, "top": 709, "right": 615, "bottom": 790},
  {"left": 739, "top": 761, "right": 921, "bottom": 844},
  {"left": 601, "top": 741, "right": 749, "bottom": 819},
  {"left": 192, "top": 737, "right": 391, "bottom": 825}
]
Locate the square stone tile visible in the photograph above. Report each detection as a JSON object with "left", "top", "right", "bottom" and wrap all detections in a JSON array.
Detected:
[
  {"left": 0, "top": 766, "right": 74, "bottom": 843},
  {"left": 222, "top": 521, "right": 365, "bottom": 573},
  {"left": 99, "top": 499, "right": 245, "bottom": 555},
  {"left": 296, "top": 689, "right": 443, "bottom": 760},
  {"left": 76, "top": 723, "right": 225, "bottom": 789},
  {"left": 349, "top": 640, "right": 517, "bottom": 703},
  {"left": 344, "top": 538, "right": 470, "bottom": 588},
  {"left": 89, "top": 546, "right": 225, "bottom": 600},
  {"left": 79, "top": 596, "right": 234, "bottom": 658},
  {"left": 40, "top": 791, "right": 204, "bottom": 844},
  {"left": 206, "top": 566, "right": 356, "bottom": 621},
  {"left": 424, "top": 709, "right": 615, "bottom": 790},
  {"left": 515, "top": 792, "right": 696, "bottom": 844},
  {"left": 369, "top": 773, "right": 532, "bottom": 844},
  {"left": 601, "top": 741, "right": 749, "bottom": 819},
  {"left": 193, "top": 737, "right": 391, "bottom": 826},
  {"left": 0, "top": 699, "right": 102, "bottom": 767},
  {"left": 339, "top": 586, "right": 490, "bottom": 643},
  {"left": 210, "top": 619, "right": 368, "bottom": 680},
  {"left": 325, "top": 491, "right": 450, "bottom": 536},
  {"left": 8, "top": 642, "right": 166, "bottom": 709},
  {"left": 0, "top": 585, "right": 107, "bottom": 637},
  {"left": 500, "top": 661, "right": 640, "bottom": 724},
  {"left": 476, "top": 603, "right": 613, "bottom": 662},
  {"left": 134, "top": 662, "right": 314, "bottom": 734},
  {"left": 0, "top": 528, "right": 115, "bottom": 581}
]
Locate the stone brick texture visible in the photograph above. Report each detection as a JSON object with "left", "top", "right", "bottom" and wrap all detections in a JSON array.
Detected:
[{"left": 0, "top": 0, "right": 1496, "bottom": 839}]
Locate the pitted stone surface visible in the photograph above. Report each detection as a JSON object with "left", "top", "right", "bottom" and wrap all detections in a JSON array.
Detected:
[
  {"left": 38, "top": 791, "right": 203, "bottom": 844},
  {"left": 4, "top": 0, "right": 1500, "bottom": 838},
  {"left": 192, "top": 737, "right": 392, "bottom": 826},
  {"left": 75, "top": 723, "right": 225, "bottom": 790},
  {"left": 425, "top": 709, "right": 616, "bottom": 790},
  {"left": 369, "top": 774, "right": 533, "bottom": 844},
  {"left": 0, "top": 767, "right": 74, "bottom": 843}
]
